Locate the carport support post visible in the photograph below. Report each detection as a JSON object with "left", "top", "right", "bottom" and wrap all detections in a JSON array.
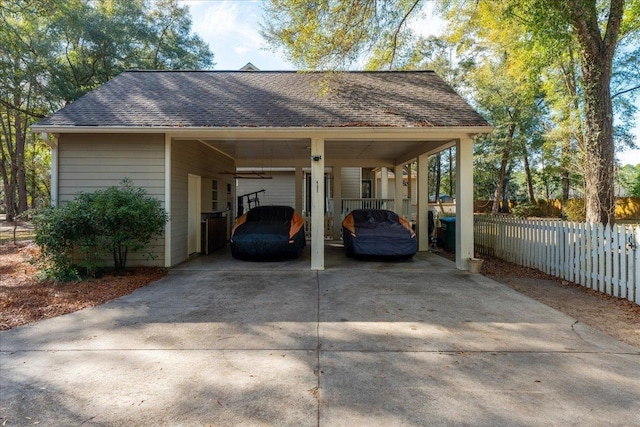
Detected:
[
  {"left": 456, "top": 137, "right": 474, "bottom": 269},
  {"left": 394, "top": 164, "right": 404, "bottom": 217},
  {"left": 295, "top": 166, "right": 303, "bottom": 214},
  {"left": 311, "top": 137, "right": 325, "bottom": 270},
  {"left": 332, "top": 166, "right": 342, "bottom": 240},
  {"left": 417, "top": 153, "right": 429, "bottom": 251},
  {"left": 380, "top": 167, "right": 389, "bottom": 200}
]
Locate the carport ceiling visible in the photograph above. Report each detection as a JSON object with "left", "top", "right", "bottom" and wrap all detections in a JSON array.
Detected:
[{"left": 195, "top": 139, "right": 453, "bottom": 163}]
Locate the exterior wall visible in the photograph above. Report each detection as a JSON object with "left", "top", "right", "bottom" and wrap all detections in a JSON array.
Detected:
[
  {"left": 57, "top": 133, "right": 166, "bottom": 266},
  {"left": 170, "top": 140, "right": 235, "bottom": 266},
  {"left": 236, "top": 172, "right": 296, "bottom": 211},
  {"left": 340, "top": 167, "right": 362, "bottom": 198}
]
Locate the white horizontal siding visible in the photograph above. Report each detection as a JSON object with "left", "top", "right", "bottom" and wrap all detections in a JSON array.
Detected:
[
  {"left": 237, "top": 173, "right": 295, "bottom": 208},
  {"left": 170, "top": 140, "right": 235, "bottom": 266},
  {"left": 341, "top": 167, "right": 362, "bottom": 198},
  {"left": 57, "top": 133, "right": 166, "bottom": 266}
]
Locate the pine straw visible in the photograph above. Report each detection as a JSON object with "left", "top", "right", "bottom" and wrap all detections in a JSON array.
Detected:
[{"left": 0, "top": 241, "right": 166, "bottom": 330}]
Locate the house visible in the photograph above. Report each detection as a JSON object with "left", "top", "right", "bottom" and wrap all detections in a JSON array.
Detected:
[{"left": 31, "top": 70, "right": 491, "bottom": 270}]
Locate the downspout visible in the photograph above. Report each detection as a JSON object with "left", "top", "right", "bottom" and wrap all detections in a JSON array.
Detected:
[{"left": 41, "top": 133, "right": 58, "bottom": 207}]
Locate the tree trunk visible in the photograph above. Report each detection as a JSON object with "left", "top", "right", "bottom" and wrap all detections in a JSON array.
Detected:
[
  {"left": 502, "top": 166, "right": 512, "bottom": 213},
  {"left": 567, "top": 0, "right": 623, "bottom": 225},
  {"left": 492, "top": 124, "right": 515, "bottom": 215},
  {"left": 15, "top": 113, "right": 28, "bottom": 215},
  {"left": 522, "top": 146, "right": 535, "bottom": 203}
]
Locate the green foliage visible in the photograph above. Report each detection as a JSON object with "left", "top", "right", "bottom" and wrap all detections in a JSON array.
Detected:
[
  {"left": 82, "top": 178, "right": 169, "bottom": 272},
  {"left": 32, "top": 200, "right": 96, "bottom": 281},
  {"left": 262, "top": 0, "right": 639, "bottom": 225},
  {"left": 32, "top": 179, "right": 168, "bottom": 281},
  {"left": 0, "top": 0, "right": 213, "bottom": 220},
  {"left": 511, "top": 201, "right": 542, "bottom": 218},
  {"left": 563, "top": 199, "right": 586, "bottom": 222}
]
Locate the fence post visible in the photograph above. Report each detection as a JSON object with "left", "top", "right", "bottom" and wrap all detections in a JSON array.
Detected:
[{"left": 635, "top": 226, "right": 640, "bottom": 304}]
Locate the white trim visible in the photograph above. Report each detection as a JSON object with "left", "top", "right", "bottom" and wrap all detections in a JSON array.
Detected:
[
  {"left": 332, "top": 167, "right": 342, "bottom": 239},
  {"left": 417, "top": 154, "right": 429, "bottom": 251},
  {"left": 197, "top": 139, "right": 236, "bottom": 160},
  {"left": 41, "top": 133, "right": 60, "bottom": 207},
  {"left": 394, "top": 164, "right": 404, "bottom": 218},
  {"left": 187, "top": 174, "right": 202, "bottom": 256},
  {"left": 164, "top": 135, "right": 172, "bottom": 267},
  {"left": 311, "top": 137, "right": 325, "bottom": 270},
  {"left": 31, "top": 126, "right": 492, "bottom": 140},
  {"left": 456, "top": 137, "right": 474, "bottom": 269}
]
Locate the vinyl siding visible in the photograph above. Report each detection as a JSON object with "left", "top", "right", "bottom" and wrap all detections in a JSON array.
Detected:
[
  {"left": 57, "top": 133, "right": 166, "bottom": 266},
  {"left": 236, "top": 172, "right": 295, "bottom": 210},
  {"left": 170, "top": 140, "right": 235, "bottom": 266},
  {"left": 341, "top": 167, "right": 362, "bottom": 198}
]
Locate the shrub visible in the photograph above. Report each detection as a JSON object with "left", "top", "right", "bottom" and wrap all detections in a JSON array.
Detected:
[
  {"left": 511, "top": 201, "right": 542, "bottom": 218},
  {"left": 563, "top": 199, "right": 586, "bottom": 222},
  {"left": 32, "top": 200, "right": 97, "bottom": 281},
  {"left": 32, "top": 179, "right": 168, "bottom": 280},
  {"left": 85, "top": 178, "right": 168, "bottom": 272}
]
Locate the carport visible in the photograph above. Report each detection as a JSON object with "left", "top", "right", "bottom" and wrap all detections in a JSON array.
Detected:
[
  {"left": 177, "top": 127, "right": 487, "bottom": 270},
  {"left": 32, "top": 70, "right": 491, "bottom": 270}
]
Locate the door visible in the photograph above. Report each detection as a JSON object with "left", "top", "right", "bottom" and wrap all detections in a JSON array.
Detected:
[{"left": 188, "top": 174, "right": 201, "bottom": 255}]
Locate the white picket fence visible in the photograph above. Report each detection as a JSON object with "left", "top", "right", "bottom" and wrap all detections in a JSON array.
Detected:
[{"left": 474, "top": 216, "right": 640, "bottom": 305}]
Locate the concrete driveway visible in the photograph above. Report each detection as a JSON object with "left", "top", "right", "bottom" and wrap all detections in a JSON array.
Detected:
[{"left": 1, "top": 244, "right": 639, "bottom": 426}]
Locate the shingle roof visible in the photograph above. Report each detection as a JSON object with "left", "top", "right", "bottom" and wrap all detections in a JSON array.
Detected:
[{"left": 34, "top": 71, "right": 489, "bottom": 128}]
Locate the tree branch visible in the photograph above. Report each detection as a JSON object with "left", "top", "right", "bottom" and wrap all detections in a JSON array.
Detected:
[
  {"left": 0, "top": 99, "right": 46, "bottom": 119},
  {"left": 389, "top": 0, "right": 422, "bottom": 66},
  {"left": 612, "top": 84, "right": 640, "bottom": 99}
]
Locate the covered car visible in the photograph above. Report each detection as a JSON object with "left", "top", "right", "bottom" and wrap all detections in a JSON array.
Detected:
[
  {"left": 342, "top": 209, "right": 417, "bottom": 258},
  {"left": 230, "top": 205, "right": 306, "bottom": 260}
]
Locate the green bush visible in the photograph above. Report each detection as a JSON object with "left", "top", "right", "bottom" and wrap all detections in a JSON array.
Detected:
[
  {"left": 32, "top": 179, "right": 168, "bottom": 281},
  {"left": 511, "top": 201, "right": 542, "bottom": 218}
]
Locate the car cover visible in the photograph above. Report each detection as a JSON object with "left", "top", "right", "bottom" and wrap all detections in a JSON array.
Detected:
[
  {"left": 230, "top": 205, "right": 306, "bottom": 260},
  {"left": 342, "top": 209, "right": 417, "bottom": 258}
]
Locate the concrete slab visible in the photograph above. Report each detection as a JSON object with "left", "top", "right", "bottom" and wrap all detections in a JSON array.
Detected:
[
  {"left": 320, "top": 351, "right": 640, "bottom": 426},
  {"left": 1, "top": 270, "right": 318, "bottom": 352},
  {"left": 2, "top": 349, "right": 318, "bottom": 426},
  {"left": 1, "top": 244, "right": 639, "bottom": 426}
]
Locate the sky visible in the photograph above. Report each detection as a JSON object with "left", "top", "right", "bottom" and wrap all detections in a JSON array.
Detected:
[{"left": 179, "top": 0, "right": 640, "bottom": 166}]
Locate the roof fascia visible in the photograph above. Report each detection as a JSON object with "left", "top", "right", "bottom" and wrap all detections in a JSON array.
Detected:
[{"left": 30, "top": 125, "right": 492, "bottom": 141}]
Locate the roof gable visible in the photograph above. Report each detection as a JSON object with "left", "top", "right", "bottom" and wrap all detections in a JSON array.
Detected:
[{"left": 34, "top": 71, "right": 489, "bottom": 129}]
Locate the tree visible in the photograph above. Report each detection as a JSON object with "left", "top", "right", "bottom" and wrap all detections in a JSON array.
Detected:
[
  {"left": 0, "top": 1, "right": 53, "bottom": 221},
  {"left": 1, "top": 0, "right": 214, "bottom": 220},
  {"left": 262, "top": 0, "right": 640, "bottom": 224}
]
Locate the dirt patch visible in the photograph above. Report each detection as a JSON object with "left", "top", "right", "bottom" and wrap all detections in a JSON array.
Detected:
[{"left": 0, "top": 241, "right": 166, "bottom": 330}]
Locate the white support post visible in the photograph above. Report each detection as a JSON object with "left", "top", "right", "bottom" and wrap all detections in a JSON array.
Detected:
[
  {"left": 417, "top": 154, "right": 429, "bottom": 251},
  {"left": 295, "top": 166, "right": 303, "bottom": 214},
  {"left": 332, "top": 167, "right": 342, "bottom": 240},
  {"left": 456, "top": 137, "right": 474, "bottom": 269},
  {"left": 164, "top": 134, "right": 172, "bottom": 267},
  {"left": 380, "top": 166, "right": 389, "bottom": 199},
  {"left": 311, "top": 137, "right": 325, "bottom": 270},
  {"left": 394, "top": 164, "right": 404, "bottom": 217}
]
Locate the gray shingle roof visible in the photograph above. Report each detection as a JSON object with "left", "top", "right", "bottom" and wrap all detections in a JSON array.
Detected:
[{"left": 34, "top": 71, "right": 489, "bottom": 128}]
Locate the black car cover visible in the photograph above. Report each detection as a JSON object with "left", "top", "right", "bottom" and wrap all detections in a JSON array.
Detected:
[
  {"left": 230, "top": 205, "right": 306, "bottom": 260},
  {"left": 342, "top": 209, "right": 417, "bottom": 258}
]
